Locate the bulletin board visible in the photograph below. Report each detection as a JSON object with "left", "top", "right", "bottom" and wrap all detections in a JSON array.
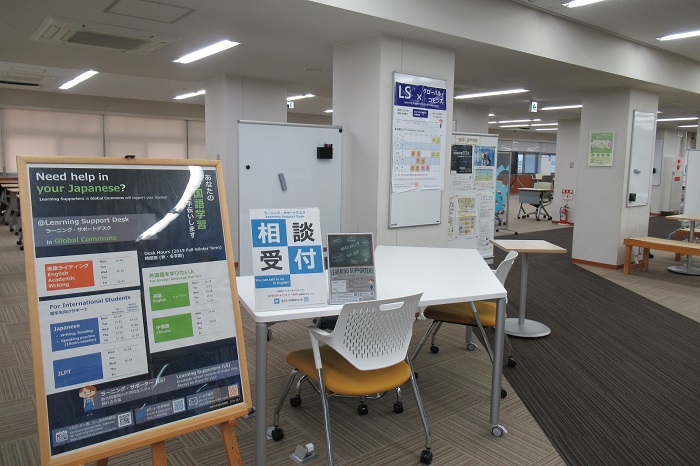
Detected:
[
  {"left": 389, "top": 72, "right": 447, "bottom": 228},
  {"left": 446, "top": 133, "right": 498, "bottom": 259},
  {"left": 18, "top": 156, "right": 250, "bottom": 465}
]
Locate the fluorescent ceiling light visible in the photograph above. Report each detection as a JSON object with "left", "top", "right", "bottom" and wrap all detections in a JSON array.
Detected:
[
  {"left": 324, "top": 109, "right": 333, "bottom": 113},
  {"left": 454, "top": 88, "right": 528, "bottom": 99},
  {"left": 174, "top": 40, "right": 239, "bottom": 64},
  {"left": 657, "top": 117, "right": 698, "bottom": 122},
  {"left": 59, "top": 70, "right": 99, "bottom": 89},
  {"left": 563, "top": 0, "right": 606, "bottom": 8},
  {"left": 174, "top": 90, "right": 206, "bottom": 100},
  {"left": 286, "top": 94, "right": 315, "bottom": 101},
  {"left": 677, "top": 124, "right": 698, "bottom": 128},
  {"left": 499, "top": 118, "right": 540, "bottom": 124},
  {"left": 536, "top": 127, "right": 558, "bottom": 131},
  {"left": 541, "top": 104, "right": 582, "bottom": 111},
  {"left": 500, "top": 124, "right": 530, "bottom": 128},
  {"left": 657, "top": 29, "right": 700, "bottom": 41},
  {"left": 531, "top": 122, "right": 559, "bottom": 127},
  {"left": 488, "top": 121, "right": 498, "bottom": 124},
  {"left": 488, "top": 113, "right": 495, "bottom": 117}
]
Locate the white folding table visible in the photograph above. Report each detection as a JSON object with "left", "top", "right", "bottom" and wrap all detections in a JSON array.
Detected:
[{"left": 237, "top": 245, "right": 508, "bottom": 465}]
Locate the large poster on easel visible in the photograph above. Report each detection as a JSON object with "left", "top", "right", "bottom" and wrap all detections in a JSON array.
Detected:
[{"left": 18, "top": 156, "right": 250, "bottom": 465}]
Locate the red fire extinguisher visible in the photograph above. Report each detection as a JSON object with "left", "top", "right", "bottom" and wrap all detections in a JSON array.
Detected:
[{"left": 559, "top": 205, "right": 570, "bottom": 224}]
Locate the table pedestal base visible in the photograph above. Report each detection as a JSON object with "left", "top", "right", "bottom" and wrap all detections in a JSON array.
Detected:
[
  {"left": 505, "top": 318, "right": 551, "bottom": 338},
  {"left": 668, "top": 264, "right": 700, "bottom": 276}
]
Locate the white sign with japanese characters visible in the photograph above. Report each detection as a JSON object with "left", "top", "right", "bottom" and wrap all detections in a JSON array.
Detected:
[{"left": 250, "top": 208, "right": 328, "bottom": 311}]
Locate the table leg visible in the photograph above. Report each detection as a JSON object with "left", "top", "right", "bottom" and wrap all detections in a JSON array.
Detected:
[
  {"left": 490, "top": 297, "right": 507, "bottom": 437},
  {"left": 255, "top": 322, "right": 268, "bottom": 466},
  {"left": 668, "top": 221, "right": 700, "bottom": 275},
  {"left": 505, "top": 252, "right": 551, "bottom": 337}
]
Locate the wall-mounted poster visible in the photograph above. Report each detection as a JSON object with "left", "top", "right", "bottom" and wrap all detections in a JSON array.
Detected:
[
  {"left": 447, "top": 133, "right": 499, "bottom": 259},
  {"left": 17, "top": 156, "right": 250, "bottom": 465},
  {"left": 327, "top": 233, "right": 376, "bottom": 304},
  {"left": 589, "top": 132, "right": 615, "bottom": 166},
  {"left": 250, "top": 207, "right": 327, "bottom": 311}
]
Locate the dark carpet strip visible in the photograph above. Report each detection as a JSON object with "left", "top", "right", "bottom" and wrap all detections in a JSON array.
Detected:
[{"left": 498, "top": 216, "right": 700, "bottom": 466}]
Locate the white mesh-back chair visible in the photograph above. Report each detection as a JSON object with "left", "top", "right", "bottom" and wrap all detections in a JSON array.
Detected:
[
  {"left": 412, "top": 251, "right": 518, "bottom": 398},
  {"left": 270, "top": 293, "right": 433, "bottom": 465}
]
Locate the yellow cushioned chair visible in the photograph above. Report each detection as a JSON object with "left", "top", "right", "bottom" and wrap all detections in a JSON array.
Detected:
[
  {"left": 270, "top": 293, "right": 434, "bottom": 465},
  {"left": 412, "top": 251, "right": 518, "bottom": 397}
]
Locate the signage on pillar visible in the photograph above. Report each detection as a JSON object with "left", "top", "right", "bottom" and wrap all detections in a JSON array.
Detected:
[{"left": 529, "top": 101, "right": 538, "bottom": 113}]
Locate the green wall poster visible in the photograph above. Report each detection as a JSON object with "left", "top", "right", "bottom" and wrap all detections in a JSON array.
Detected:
[{"left": 589, "top": 132, "right": 615, "bottom": 167}]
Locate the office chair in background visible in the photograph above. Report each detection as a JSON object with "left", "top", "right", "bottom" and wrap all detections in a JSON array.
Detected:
[
  {"left": 412, "top": 251, "right": 518, "bottom": 398},
  {"left": 270, "top": 293, "right": 434, "bottom": 465}
]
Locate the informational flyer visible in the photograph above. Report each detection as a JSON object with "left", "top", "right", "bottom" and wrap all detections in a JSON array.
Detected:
[
  {"left": 250, "top": 207, "right": 327, "bottom": 311},
  {"left": 447, "top": 133, "right": 498, "bottom": 257},
  {"left": 23, "top": 161, "right": 246, "bottom": 458},
  {"left": 589, "top": 132, "right": 615, "bottom": 166},
  {"left": 392, "top": 73, "right": 447, "bottom": 192},
  {"left": 327, "top": 233, "right": 376, "bottom": 304}
]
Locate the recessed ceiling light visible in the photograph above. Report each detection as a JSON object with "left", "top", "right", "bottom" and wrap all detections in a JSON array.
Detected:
[
  {"left": 657, "top": 29, "right": 700, "bottom": 41},
  {"left": 657, "top": 117, "right": 698, "bottom": 122},
  {"left": 531, "top": 122, "right": 559, "bottom": 127},
  {"left": 498, "top": 118, "right": 540, "bottom": 124},
  {"left": 174, "top": 89, "right": 205, "bottom": 100},
  {"left": 500, "top": 124, "right": 530, "bottom": 128},
  {"left": 563, "top": 0, "right": 606, "bottom": 8},
  {"left": 286, "top": 94, "right": 315, "bottom": 101},
  {"left": 677, "top": 124, "right": 698, "bottom": 128},
  {"left": 174, "top": 40, "right": 239, "bottom": 64},
  {"left": 454, "top": 88, "right": 528, "bottom": 99},
  {"left": 324, "top": 109, "right": 333, "bottom": 113},
  {"left": 541, "top": 104, "right": 582, "bottom": 111},
  {"left": 59, "top": 70, "right": 98, "bottom": 89},
  {"left": 536, "top": 127, "right": 558, "bottom": 131}
]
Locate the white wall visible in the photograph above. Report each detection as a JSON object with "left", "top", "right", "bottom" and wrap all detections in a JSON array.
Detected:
[
  {"left": 454, "top": 103, "right": 489, "bottom": 134},
  {"left": 550, "top": 119, "right": 580, "bottom": 223}
]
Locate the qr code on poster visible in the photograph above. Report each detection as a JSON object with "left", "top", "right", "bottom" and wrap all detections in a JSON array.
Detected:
[
  {"left": 228, "top": 385, "right": 239, "bottom": 398},
  {"left": 172, "top": 398, "right": 186, "bottom": 413},
  {"left": 117, "top": 412, "right": 133, "bottom": 428},
  {"left": 55, "top": 430, "right": 68, "bottom": 443}
]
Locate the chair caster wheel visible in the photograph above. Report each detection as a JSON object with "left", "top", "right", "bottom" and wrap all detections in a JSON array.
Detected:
[
  {"left": 290, "top": 396, "right": 302, "bottom": 407},
  {"left": 429, "top": 345, "right": 439, "bottom": 354},
  {"left": 501, "top": 388, "right": 507, "bottom": 398},
  {"left": 536, "top": 218, "right": 540, "bottom": 221},
  {"left": 393, "top": 402, "right": 404, "bottom": 414},
  {"left": 420, "top": 449, "right": 433, "bottom": 464},
  {"left": 507, "top": 357, "right": 516, "bottom": 368},
  {"left": 466, "top": 342, "right": 477, "bottom": 351},
  {"left": 492, "top": 425, "right": 507, "bottom": 437},
  {"left": 271, "top": 427, "right": 284, "bottom": 441},
  {"left": 358, "top": 403, "right": 368, "bottom": 415}
]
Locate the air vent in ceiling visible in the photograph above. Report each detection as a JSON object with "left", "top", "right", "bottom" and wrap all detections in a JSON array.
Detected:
[{"left": 32, "top": 16, "right": 181, "bottom": 55}]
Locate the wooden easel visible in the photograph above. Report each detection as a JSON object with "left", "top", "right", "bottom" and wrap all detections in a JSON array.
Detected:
[{"left": 88, "top": 420, "right": 242, "bottom": 466}]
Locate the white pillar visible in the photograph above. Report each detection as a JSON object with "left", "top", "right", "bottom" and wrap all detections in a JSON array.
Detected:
[
  {"left": 550, "top": 119, "right": 580, "bottom": 223},
  {"left": 454, "top": 103, "right": 489, "bottom": 134},
  {"left": 204, "top": 75, "right": 287, "bottom": 258},
  {"left": 332, "top": 34, "right": 455, "bottom": 246},
  {"left": 571, "top": 88, "right": 658, "bottom": 267}
]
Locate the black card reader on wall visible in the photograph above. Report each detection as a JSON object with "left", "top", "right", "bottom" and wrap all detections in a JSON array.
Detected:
[{"left": 317, "top": 144, "right": 333, "bottom": 159}]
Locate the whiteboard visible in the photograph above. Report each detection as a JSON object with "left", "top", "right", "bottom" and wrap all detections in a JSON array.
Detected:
[
  {"left": 685, "top": 149, "right": 700, "bottom": 214},
  {"left": 626, "top": 111, "right": 656, "bottom": 207},
  {"left": 238, "top": 121, "right": 342, "bottom": 275}
]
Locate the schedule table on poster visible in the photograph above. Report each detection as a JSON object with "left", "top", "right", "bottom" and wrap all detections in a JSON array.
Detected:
[
  {"left": 490, "top": 239, "right": 567, "bottom": 338},
  {"left": 667, "top": 213, "right": 700, "bottom": 276},
  {"left": 237, "top": 245, "right": 508, "bottom": 465}
]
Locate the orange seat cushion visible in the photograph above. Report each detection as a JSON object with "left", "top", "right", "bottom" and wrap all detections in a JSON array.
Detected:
[
  {"left": 287, "top": 345, "right": 411, "bottom": 396},
  {"left": 423, "top": 301, "right": 497, "bottom": 327}
]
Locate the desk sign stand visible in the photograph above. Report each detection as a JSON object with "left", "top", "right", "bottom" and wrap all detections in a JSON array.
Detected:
[{"left": 18, "top": 156, "right": 250, "bottom": 465}]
